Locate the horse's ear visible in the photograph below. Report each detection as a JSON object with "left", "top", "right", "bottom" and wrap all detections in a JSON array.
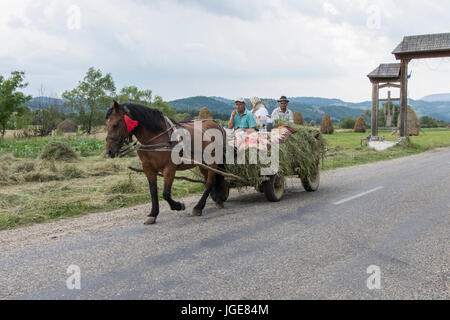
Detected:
[{"left": 112, "top": 100, "right": 120, "bottom": 113}]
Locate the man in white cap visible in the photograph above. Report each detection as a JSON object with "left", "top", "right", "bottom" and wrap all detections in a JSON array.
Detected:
[
  {"left": 272, "top": 96, "right": 294, "bottom": 123},
  {"left": 228, "top": 98, "right": 257, "bottom": 133}
]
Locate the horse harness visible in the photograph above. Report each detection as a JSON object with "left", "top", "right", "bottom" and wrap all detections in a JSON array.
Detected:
[{"left": 107, "top": 106, "right": 221, "bottom": 158}]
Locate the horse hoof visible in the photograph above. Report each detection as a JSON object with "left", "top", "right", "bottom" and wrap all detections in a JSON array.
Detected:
[
  {"left": 192, "top": 208, "right": 203, "bottom": 216},
  {"left": 179, "top": 203, "right": 186, "bottom": 211},
  {"left": 216, "top": 203, "right": 225, "bottom": 209},
  {"left": 144, "top": 217, "right": 157, "bottom": 225}
]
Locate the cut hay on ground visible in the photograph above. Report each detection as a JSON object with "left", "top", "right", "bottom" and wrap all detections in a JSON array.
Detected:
[
  {"left": 224, "top": 121, "right": 326, "bottom": 188},
  {"left": 41, "top": 142, "right": 78, "bottom": 161}
]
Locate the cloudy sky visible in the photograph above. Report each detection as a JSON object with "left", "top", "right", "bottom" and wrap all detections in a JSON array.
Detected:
[{"left": 0, "top": 0, "right": 449, "bottom": 102}]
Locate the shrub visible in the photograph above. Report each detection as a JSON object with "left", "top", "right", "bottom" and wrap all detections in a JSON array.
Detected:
[
  {"left": 340, "top": 117, "right": 357, "bottom": 129},
  {"left": 41, "top": 142, "right": 78, "bottom": 161}
]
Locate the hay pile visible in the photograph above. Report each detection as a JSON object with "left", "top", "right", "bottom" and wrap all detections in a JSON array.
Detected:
[
  {"left": 294, "top": 112, "right": 306, "bottom": 126},
  {"left": 198, "top": 107, "right": 213, "bottom": 120},
  {"left": 396, "top": 105, "right": 420, "bottom": 136},
  {"left": 320, "top": 114, "right": 334, "bottom": 134},
  {"left": 354, "top": 116, "right": 367, "bottom": 133},
  {"left": 224, "top": 121, "right": 326, "bottom": 188},
  {"left": 41, "top": 142, "right": 78, "bottom": 161},
  {"left": 0, "top": 156, "right": 64, "bottom": 186},
  {"left": 57, "top": 119, "right": 78, "bottom": 133}
]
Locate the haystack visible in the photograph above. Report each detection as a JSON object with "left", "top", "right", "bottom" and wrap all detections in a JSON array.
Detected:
[
  {"left": 41, "top": 142, "right": 78, "bottom": 161},
  {"left": 224, "top": 121, "right": 326, "bottom": 188},
  {"left": 396, "top": 105, "right": 420, "bottom": 136},
  {"left": 294, "top": 112, "right": 306, "bottom": 126},
  {"left": 57, "top": 119, "right": 78, "bottom": 133},
  {"left": 198, "top": 107, "right": 213, "bottom": 120},
  {"left": 320, "top": 114, "right": 334, "bottom": 134},
  {"left": 354, "top": 116, "right": 367, "bottom": 133}
]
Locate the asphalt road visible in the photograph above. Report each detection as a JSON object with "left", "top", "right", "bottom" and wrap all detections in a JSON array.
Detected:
[{"left": 1, "top": 148, "right": 449, "bottom": 300}]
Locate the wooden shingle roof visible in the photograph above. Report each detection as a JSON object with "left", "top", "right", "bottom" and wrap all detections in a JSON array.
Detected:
[
  {"left": 393, "top": 33, "right": 450, "bottom": 59},
  {"left": 367, "top": 63, "right": 401, "bottom": 82}
]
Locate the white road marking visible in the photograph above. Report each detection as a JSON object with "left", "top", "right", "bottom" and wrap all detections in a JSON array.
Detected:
[{"left": 334, "top": 187, "right": 384, "bottom": 205}]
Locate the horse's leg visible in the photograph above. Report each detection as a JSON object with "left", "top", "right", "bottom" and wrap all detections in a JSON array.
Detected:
[
  {"left": 163, "top": 166, "right": 186, "bottom": 212},
  {"left": 192, "top": 168, "right": 216, "bottom": 216},
  {"left": 143, "top": 168, "right": 160, "bottom": 225}
]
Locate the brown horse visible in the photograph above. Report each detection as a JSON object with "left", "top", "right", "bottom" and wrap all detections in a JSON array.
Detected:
[{"left": 105, "top": 101, "right": 226, "bottom": 225}]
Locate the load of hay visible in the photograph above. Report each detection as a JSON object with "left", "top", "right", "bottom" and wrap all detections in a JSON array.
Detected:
[
  {"left": 354, "top": 116, "right": 367, "bottom": 133},
  {"left": 41, "top": 142, "right": 78, "bottom": 161},
  {"left": 395, "top": 105, "right": 420, "bottom": 136},
  {"left": 57, "top": 119, "right": 78, "bottom": 133},
  {"left": 320, "top": 114, "right": 334, "bottom": 134},
  {"left": 198, "top": 107, "right": 213, "bottom": 120},
  {"left": 294, "top": 111, "right": 306, "bottom": 126},
  {"left": 224, "top": 121, "right": 326, "bottom": 188}
]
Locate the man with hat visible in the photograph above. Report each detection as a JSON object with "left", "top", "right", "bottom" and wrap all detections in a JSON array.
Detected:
[
  {"left": 271, "top": 96, "right": 294, "bottom": 123},
  {"left": 228, "top": 98, "right": 257, "bottom": 133}
]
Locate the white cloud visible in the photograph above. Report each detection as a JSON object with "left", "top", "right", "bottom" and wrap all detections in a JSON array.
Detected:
[{"left": 0, "top": 0, "right": 449, "bottom": 101}]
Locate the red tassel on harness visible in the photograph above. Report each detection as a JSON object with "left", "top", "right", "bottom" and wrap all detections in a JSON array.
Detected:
[{"left": 124, "top": 115, "right": 139, "bottom": 132}]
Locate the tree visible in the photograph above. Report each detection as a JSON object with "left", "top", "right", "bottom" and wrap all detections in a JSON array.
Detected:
[
  {"left": 62, "top": 67, "right": 116, "bottom": 134},
  {"left": 0, "top": 71, "right": 31, "bottom": 137},
  {"left": 420, "top": 116, "right": 438, "bottom": 128},
  {"left": 152, "top": 95, "right": 177, "bottom": 118},
  {"left": 116, "top": 86, "right": 152, "bottom": 105},
  {"left": 340, "top": 117, "right": 357, "bottom": 129}
]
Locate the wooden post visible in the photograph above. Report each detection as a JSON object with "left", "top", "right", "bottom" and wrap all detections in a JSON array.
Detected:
[
  {"left": 385, "top": 91, "right": 393, "bottom": 127},
  {"left": 371, "top": 82, "right": 379, "bottom": 139},
  {"left": 399, "top": 60, "right": 409, "bottom": 137}
]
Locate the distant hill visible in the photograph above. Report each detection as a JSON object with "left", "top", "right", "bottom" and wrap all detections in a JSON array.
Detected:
[
  {"left": 25, "top": 95, "right": 450, "bottom": 122},
  {"left": 169, "top": 96, "right": 235, "bottom": 115},
  {"left": 421, "top": 93, "right": 450, "bottom": 102},
  {"left": 170, "top": 96, "right": 367, "bottom": 122},
  {"left": 27, "top": 97, "right": 72, "bottom": 113}
]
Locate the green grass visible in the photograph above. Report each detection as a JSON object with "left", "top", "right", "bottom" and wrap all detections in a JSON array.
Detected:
[
  {"left": 0, "top": 136, "right": 104, "bottom": 159},
  {"left": 0, "top": 128, "right": 449, "bottom": 230},
  {"left": 322, "top": 129, "right": 450, "bottom": 170}
]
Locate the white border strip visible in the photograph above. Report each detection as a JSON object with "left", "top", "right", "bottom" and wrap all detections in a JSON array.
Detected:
[{"left": 334, "top": 187, "right": 384, "bottom": 205}]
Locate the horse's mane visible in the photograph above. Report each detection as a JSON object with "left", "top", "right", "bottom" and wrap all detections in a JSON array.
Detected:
[{"left": 107, "top": 103, "right": 166, "bottom": 133}]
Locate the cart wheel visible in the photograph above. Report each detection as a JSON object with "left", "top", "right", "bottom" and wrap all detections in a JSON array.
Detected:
[
  {"left": 301, "top": 167, "right": 320, "bottom": 192},
  {"left": 263, "top": 174, "right": 285, "bottom": 202},
  {"left": 211, "top": 181, "right": 230, "bottom": 203}
]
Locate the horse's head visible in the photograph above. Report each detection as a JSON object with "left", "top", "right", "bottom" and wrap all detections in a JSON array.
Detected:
[{"left": 105, "top": 101, "right": 138, "bottom": 158}]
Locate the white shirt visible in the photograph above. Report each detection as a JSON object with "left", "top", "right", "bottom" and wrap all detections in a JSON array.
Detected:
[
  {"left": 253, "top": 106, "right": 270, "bottom": 126},
  {"left": 271, "top": 107, "right": 294, "bottom": 123}
]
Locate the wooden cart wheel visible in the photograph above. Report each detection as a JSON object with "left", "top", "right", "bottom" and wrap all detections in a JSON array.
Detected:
[
  {"left": 301, "top": 167, "right": 320, "bottom": 192},
  {"left": 263, "top": 174, "right": 285, "bottom": 202},
  {"left": 211, "top": 181, "right": 230, "bottom": 203}
]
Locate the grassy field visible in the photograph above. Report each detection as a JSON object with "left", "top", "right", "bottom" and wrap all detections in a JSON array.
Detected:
[
  {"left": 323, "top": 128, "right": 450, "bottom": 170},
  {"left": 0, "top": 128, "right": 449, "bottom": 230}
]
